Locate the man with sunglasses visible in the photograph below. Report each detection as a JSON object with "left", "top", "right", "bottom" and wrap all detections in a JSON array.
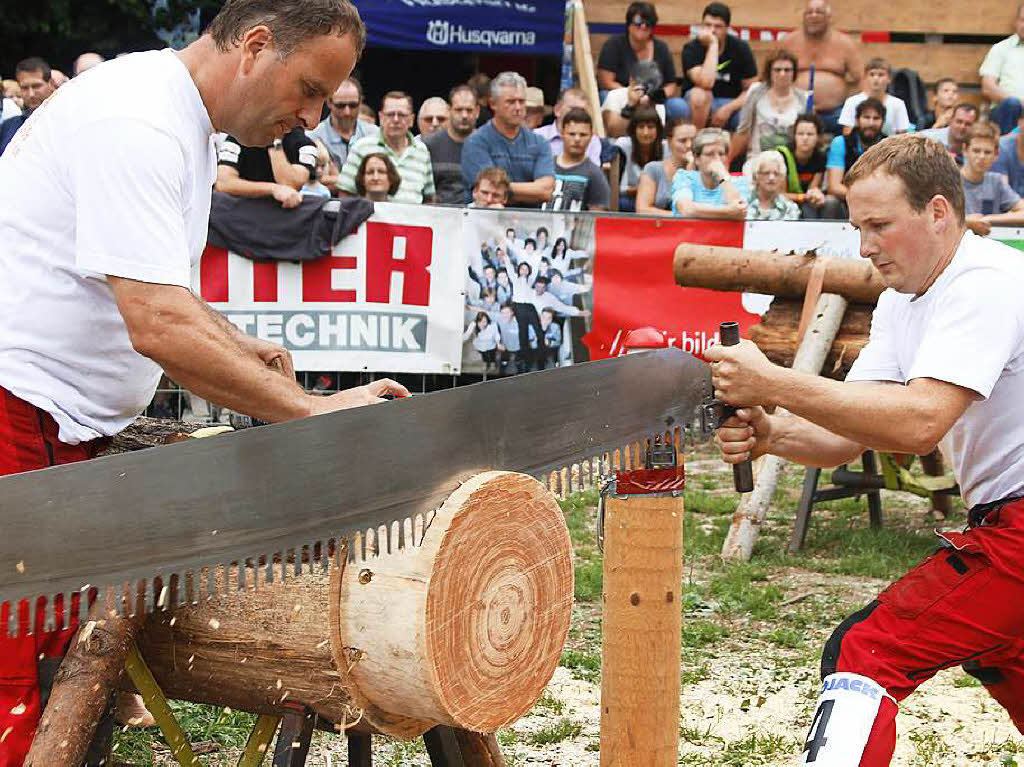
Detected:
[{"left": 308, "top": 76, "right": 378, "bottom": 172}]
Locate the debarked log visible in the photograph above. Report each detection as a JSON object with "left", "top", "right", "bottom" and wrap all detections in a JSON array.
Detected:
[
  {"left": 673, "top": 243, "right": 886, "bottom": 304},
  {"left": 749, "top": 298, "right": 873, "bottom": 380},
  {"left": 133, "top": 470, "right": 575, "bottom": 740}
]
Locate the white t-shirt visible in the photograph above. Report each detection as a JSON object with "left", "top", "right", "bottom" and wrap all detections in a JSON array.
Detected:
[
  {"left": 0, "top": 50, "right": 217, "bottom": 443},
  {"left": 600, "top": 89, "right": 666, "bottom": 125},
  {"left": 846, "top": 232, "right": 1024, "bottom": 507},
  {"left": 837, "top": 93, "right": 911, "bottom": 135}
]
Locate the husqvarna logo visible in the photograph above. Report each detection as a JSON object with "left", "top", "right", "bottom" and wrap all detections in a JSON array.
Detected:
[{"left": 426, "top": 20, "right": 450, "bottom": 45}]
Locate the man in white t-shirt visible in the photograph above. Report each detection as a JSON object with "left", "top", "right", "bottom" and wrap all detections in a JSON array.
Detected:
[
  {"left": 709, "top": 134, "right": 1024, "bottom": 765},
  {"left": 0, "top": 1, "right": 409, "bottom": 762},
  {"left": 838, "top": 57, "right": 911, "bottom": 135}
]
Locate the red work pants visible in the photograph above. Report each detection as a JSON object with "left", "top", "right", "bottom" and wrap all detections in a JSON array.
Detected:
[
  {"left": 0, "top": 387, "right": 108, "bottom": 767},
  {"left": 816, "top": 498, "right": 1024, "bottom": 766}
]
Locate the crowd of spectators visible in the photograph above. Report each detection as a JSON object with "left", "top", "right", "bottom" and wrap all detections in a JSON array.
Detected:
[{"left": 4, "top": 0, "right": 1024, "bottom": 225}]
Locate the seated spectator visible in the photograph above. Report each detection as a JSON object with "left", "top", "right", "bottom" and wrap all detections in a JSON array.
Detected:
[
  {"left": 979, "top": 5, "right": 1024, "bottom": 134},
  {"left": 826, "top": 98, "right": 886, "bottom": 208},
  {"left": 680, "top": 2, "right": 758, "bottom": 129},
  {"left": 535, "top": 89, "right": 602, "bottom": 165},
  {"left": 471, "top": 167, "right": 511, "bottom": 208},
  {"left": 417, "top": 96, "right": 449, "bottom": 138},
  {"left": 596, "top": 2, "right": 686, "bottom": 120},
  {"left": 672, "top": 127, "right": 749, "bottom": 219},
  {"left": 461, "top": 72, "right": 555, "bottom": 207},
  {"left": 525, "top": 87, "right": 549, "bottom": 130},
  {"left": 308, "top": 77, "right": 377, "bottom": 175},
  {"left": 731, "top": 49, "right": 806, "bottom": 163},
  {"left": 463, "top": 311, "right": 501, "bottom": 373},
  {"left": 917, "top": 103, "right": 978, "bottom": 166},
  {"left": 779, "top": 113, "right": 843, "bottom": 219},
  {"left": 1, "top": 57, "right": 55, "bottom": 154},
  {"left": 637, "top": 119, "right": 696, "bottom": 216},
  {"left": 614, "top": 106, "right": 664, "bottom": 211},
  {"left": 73, "top": 52, "right": 105, "bottom": 77},
  {"left": 993, "top": 113, "right": 1024, "bottom": 195},
  {"left": 301, "top": 140, "right": 334, "bottom": 198},
  {"left": 467, "top": 72, "right": 494, "bottom": 127},
  {"left": 602, "top": 61, "right": 668, "bottom": 138},
  {"left": 339, "top": 91, "right": 435, "bottom": 203},
  {"left": 962, "top": 121, "right": 1024, "bottom": 235},
  {"left": 746, "top": 150, "right": 800, "bottom": 220},
  {"left": 925, "top": 78, "right": 960, "bottom": 129},
  {"left": 838, "top": 58, "right": 910, "bottom": 136},
  {"left": 358, "top": 103, "right": 376, "bottom": 125},
  {"left": 354, "top": 152, "right": 401, "bottom": 202},
  {"left": 215, "top": 127, "right": 317, "bottom": 209},
  {"left": 425, "top": 85, "right": 479, "bottom": 204},
  {"left": 780, "top": 0, "right": 863, "bottom": 135},
  {"left": 543, "top": 108, "right": 611, "bottom": 211}
]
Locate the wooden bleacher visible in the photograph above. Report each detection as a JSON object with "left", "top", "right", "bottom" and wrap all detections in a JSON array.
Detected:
[{"left": 583, "top": 0, "right": 1019, "bottom": 98}]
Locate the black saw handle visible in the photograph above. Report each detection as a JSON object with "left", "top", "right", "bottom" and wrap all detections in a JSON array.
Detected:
[{"left": 720, "top": 321, "right": 755, "bottom": 493}]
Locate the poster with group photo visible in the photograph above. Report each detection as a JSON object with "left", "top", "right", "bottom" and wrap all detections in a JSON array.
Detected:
[{"left": 461, "top": 209, "right": 596, "bottom": 376}]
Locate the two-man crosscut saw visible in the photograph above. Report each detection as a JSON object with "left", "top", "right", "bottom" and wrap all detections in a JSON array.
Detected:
[{"left": 0, "top": 346, "right": 746, "bottom": 636}]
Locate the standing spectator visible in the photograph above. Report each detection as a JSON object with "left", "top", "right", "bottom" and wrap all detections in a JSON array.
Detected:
[
  {"left": 354, "top": 153, "right": 401, "bottom": 202},
  {"left": 543, "top": 108, "right": 610, "bottom": 212},
  {"left": 463, "top": 311, "right": 501, "bottom": 373},
  {"left": 614, "top": 106, "right": 664, "bottom": 211},
  {"left": 925, "top": 78, "right": 960, "bottom": 129},
  {"left": 417, "top": 96, "right": 449, "bottom": 137},
  {"left": 596, "top": 2, "right": 686, "bottom": 120},
  {"left": 470, "top": 166, "right": 511, "bottom": 208},
  {"left": 672, "top": 127, "right": 749, "bottom": 219},
  {"left": 731, "top": 49, "right": 806, "bottom": 163},
  {"left": 0, "top": 57, "right": 55, "bottom": 154},
  {"left": 746, "top": 150, "right": 800, "bottom": 220},
  {"left": 339, "top": 91, "right": 435, "bottom": 203},
  {"left": 918, "top": 104, "right": 978, "bottom": 166},
  {"left": 961, "top": 121, "right": 1024, "bottom": 235},
  {"left": 979, "top": 4, "right": 1024, "bottom": 134},
  {"left": 779, "top": 113, "right": 843, "bottom": 219},
  {"left": 993, "top": 113, "right": 1024, "bottom": 196},
  {"left": 73, "top": 52, "right": 105, "bottom": 76},
  {"left": 637, "top": 119, "right": 696, "bottom": 215},
  {"left": 780, "top": 0, "right": 863, "bottom": 134},
  {"left": 461, "top": 72, "right": 555, "bottom": 207},
  {"left": 825, "top": 97, "right": 886, "bottom": 207},
  {"left": 425, "top": 85, "right": 479, "bottom": 204},
  {"left": 680, "top": 2, "right": 758, "bottom": 130},
  {"left": 467, "top": 72, "right": 494, "bottom": 127},
  {"left": 534, "top": 89, "right": 602, "bottom": 165},
  {"left": 215, "top": 127, "right": 318, "bottom": 209},
  {"left": 838, "top": 59, "right": 910, "bottom": 136},
  {"left": 601, "top": 61, "right": 668, "bottom": 137},
  {"left": 308, "top": 77, "right": 377, "bottom": 174}
]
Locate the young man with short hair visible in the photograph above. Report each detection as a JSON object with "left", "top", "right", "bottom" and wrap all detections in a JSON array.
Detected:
[
  {"left": 927, "top": 77, "right": 960, "bottom": 129},
  {"left": 0, "top": 57, "right": 54, "bottom": 154},
  {"left": 961, "top": 120, "right": 1024, "bottom": 236},
  {"left": 471, "top": 166, "right": 510, "bottom": 208},
  {"left": 838, "top": 58, "right": 911, "bottom": 136},
  {"left": 542, "top": 108, "right": 610, "bottom": 212}
]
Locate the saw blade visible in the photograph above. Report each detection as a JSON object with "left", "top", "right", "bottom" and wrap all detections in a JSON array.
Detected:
[{"left": 0, "top": 348, "right": 711, "bottom": 635}]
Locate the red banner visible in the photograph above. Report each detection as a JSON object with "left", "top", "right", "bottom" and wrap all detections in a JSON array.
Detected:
[{"left": 584, "top": 219, "right": 761, "bottom": 360}]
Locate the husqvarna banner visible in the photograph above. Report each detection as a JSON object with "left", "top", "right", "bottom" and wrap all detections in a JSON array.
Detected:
[{"left": 351, "top": 0, "right": 566, "bottom": 55}]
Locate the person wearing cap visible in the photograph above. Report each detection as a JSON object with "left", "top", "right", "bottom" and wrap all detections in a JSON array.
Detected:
[{"left": 525, "top": 87, "right": 548, "bottom": 129}]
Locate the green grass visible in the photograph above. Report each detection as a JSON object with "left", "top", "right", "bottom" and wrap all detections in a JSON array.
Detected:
[
  {"left": 574, "top": 557, "right": 602, "bottom": 602},
  {"left": 527, "top": 718, "right": 583, "bottom": 745},
  {"left": 681, "top": 620, "right": 728, "bottom": 648},
  {"left": 113, "top": 701, "right": 256, "bottom": 766},
  {"left": 532, "top": 692, "right": 566, "bottom": 715},
  {"left": 560, "top": 649, "right": 601, "bottom": 683}
]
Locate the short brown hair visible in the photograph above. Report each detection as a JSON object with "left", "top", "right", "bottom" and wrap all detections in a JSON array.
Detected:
[
  {"left": 965, "top": 120, "right": 1000, "bottom": 148},
  {"left": 864, "top": 57, "right": 891, "bottom": 75},
  {"left": 355, "top": 152, "right": 401, "bottom": 196},
  {"left": 845, "top": 134, "right": 965, "bottom": 223},
  {"left": 380, "top": 90, "right": 413, "bottom": 113},
  {"left": 761, "top": 49, "right": 798, "bottom": 86},
  {"left": 206, "top": 0, "right": 365, "bottom": 57},
  {"left": 473, "top": 167, "right": 511, "bottom": 198}
]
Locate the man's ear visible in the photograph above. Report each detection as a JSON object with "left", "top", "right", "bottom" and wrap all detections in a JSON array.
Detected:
[
  {"left": 239, "top": 25, "right": 273, "bottom": 74},
  {"left": 929, "top": 194, "right": 955, "bottom": 233}
]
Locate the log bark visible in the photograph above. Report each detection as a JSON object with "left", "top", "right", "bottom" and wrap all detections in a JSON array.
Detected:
[
  {"left": 135, "top": 470, "right": 574, "bottom": 740},
  {"left": 721, "top": 294, "right": 849, "bottom": 561},
  {"left": 25, "top": 600, "right": 140, "bottom": 767},
  {"left": 750, "top": 298, "right": 873, "bottom": 380},
  {"left": 673, "top": 243, "right": 886, "bottom": 304}
]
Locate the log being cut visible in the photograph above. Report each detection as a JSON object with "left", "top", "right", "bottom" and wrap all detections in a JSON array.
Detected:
[{"left": 134, "top": 469, "right": 574, "bottom": 739}]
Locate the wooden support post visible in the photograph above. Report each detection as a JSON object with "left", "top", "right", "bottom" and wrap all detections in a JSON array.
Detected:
[
  {"left": 599, "top": 467, "right": 684, "bottom": 766},
  {"left": 423, "top": 727, "right": 507, "bottom": 767},
  {"left": 347, "top": 733, "right": 373, "bottom": 767},
  {"left": 721, "top": 293, "right": 848, "bottom": 562}
]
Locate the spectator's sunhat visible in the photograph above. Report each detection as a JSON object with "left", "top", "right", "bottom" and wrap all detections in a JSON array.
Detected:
[{"left": 525, "top": 87, "right": 552, "bottom": 116}]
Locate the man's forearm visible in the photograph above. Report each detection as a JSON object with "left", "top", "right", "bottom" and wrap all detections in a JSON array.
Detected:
[
  {"left": 767, "top": 411, "right": 865, "bottom": 467},
  {"left": 214, "top": 176, "right": 278, "bottom": 199},
  {"left": 510, "top": 179, "right": 554, "bottom": 204},
  {"left": 269, "top": 149, "right": 307, "bottom": 190}
]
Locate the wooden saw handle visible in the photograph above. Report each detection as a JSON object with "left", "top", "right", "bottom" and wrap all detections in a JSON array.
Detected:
[{"left": 720, "top": 322, "right": 754, "bottom": 493}]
